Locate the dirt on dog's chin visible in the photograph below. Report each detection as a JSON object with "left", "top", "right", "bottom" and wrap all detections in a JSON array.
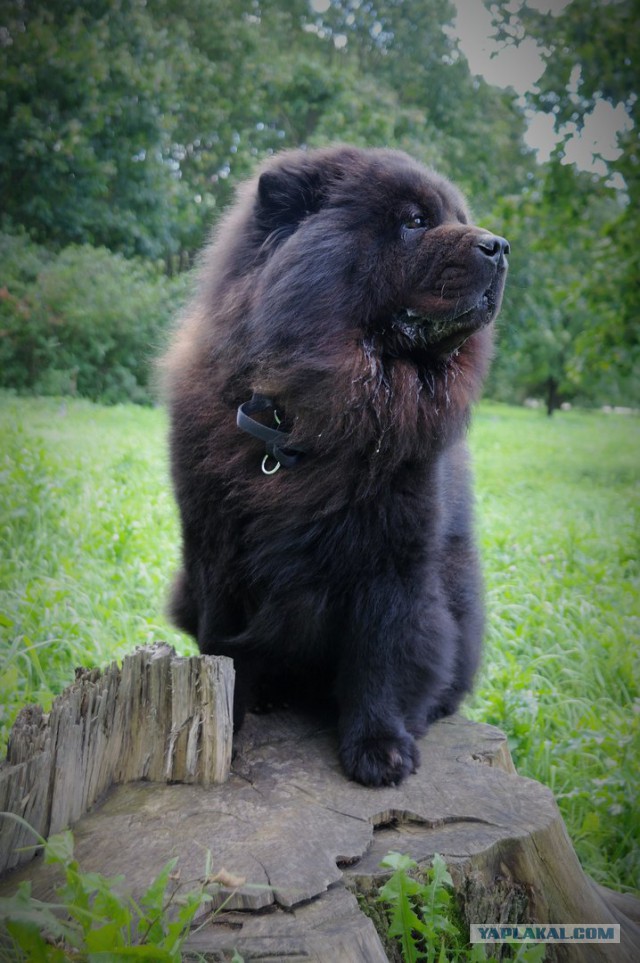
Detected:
[
  {"left": 390, "top": 273, "right": 505, "bottom": 357},
  {"left": 388, "top": 305, "right": 489, "bottom": 357}
]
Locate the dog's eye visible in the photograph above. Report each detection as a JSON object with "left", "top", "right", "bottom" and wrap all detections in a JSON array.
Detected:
[{"left": 403, "top": 214, "right": 427, "bottom": 230}]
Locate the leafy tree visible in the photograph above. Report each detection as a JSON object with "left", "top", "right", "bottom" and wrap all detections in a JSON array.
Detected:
[
  {"left": 488, "top": 163, "right": 626, "bottom": 413},
  {"left": 0, "top": 0, "right": 196, "bottom": 258},
  {"left": 308, "top": 0, "right": 535, "bottom": 208},
  {"left": 487, "top": 0, "right": 639, "bottom": 409},
  {"left": 490, "top": 0, "right": 638, "bottom": 131},
  {"left": 1, "top": 0, "right": 534, "bottom": 263}
]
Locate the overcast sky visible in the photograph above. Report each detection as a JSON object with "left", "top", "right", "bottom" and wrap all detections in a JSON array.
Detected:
[{"left": 451, "top": 0, "right": 631, "bottom": 178}]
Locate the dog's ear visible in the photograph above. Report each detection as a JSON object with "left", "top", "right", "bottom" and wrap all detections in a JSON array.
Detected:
[{"left": 256, "top": 165, "right": 328, "bottom": 243}]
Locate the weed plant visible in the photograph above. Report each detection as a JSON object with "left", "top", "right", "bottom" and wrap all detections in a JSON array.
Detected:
[
  {"left": 0, "top": 395, "right": 638, "bottom": 894},
  {"left": 376, "top": 852, "right": 545, "bottom": 963},
  {"left": 0, "top": 814, "right": 246, "bottom": 961}
]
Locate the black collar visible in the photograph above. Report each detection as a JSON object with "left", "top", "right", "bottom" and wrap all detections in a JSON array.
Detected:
[{"left": 237, "top": 393, "right": 305, "bottom": 472}]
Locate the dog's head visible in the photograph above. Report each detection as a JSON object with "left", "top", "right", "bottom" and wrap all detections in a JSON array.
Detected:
[{"left": 247, "top": 146, "right": 509, "bottom": 358}]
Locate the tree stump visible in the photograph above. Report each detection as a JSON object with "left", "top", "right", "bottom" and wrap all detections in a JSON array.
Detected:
[
  {"left": 0, "top": 647, "right": 638, "bottom": 962},
  {"left": 0, "top": 644, "right": 234, "bottom": 874}
]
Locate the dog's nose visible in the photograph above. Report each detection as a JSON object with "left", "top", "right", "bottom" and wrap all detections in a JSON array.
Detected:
[{"left": 476, "top": 234, "right": 510, "bottom": 261}]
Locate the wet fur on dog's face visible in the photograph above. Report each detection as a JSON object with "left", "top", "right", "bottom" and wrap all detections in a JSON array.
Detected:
[{"left": 164, "top": 146, "right": 509, "bottom": 788}]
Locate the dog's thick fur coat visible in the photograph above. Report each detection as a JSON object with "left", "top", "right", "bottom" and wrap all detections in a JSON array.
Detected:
[{"left": 163, "top": 146, "right": 509, "bottom": 786}]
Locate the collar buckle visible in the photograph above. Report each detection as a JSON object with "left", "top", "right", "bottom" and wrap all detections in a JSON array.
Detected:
[{"left": 237, "top": 393, "right": 305, "bottom": 472}]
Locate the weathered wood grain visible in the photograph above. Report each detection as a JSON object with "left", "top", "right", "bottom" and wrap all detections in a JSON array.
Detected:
[{"left": 0, "top": 645, "right": 234, "bottom": 874}]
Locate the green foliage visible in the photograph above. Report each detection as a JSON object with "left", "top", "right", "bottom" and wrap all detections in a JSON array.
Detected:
[
  {"left": 490, "top": 0, "right": 639, "bottom": 130},
  {"left": 0, "top": 233, "right": 189, "bottom": 402},
  {"left": 0, "top": 813, "right": 245, "bottom": 961},
  {"left": 377, "top": 852, "right": 464, "bottom": 963},
  {"left": 305, "top": 0, "right": 533, "bottom": 209},
  {"left": 0, "top": 0, "right": 189, "bottom": 259},
  {"left": 487, "top": 0, "right": 639, "bottom": 410},
  {"left": 376, "top": 853, "right": 546, "bottom": 963},
  {"left": 0, "top": 0, "right": 533, "bottom": 260},
  {"left": 487, "top": 163, "right": 637, "bottom": 412},
  {"left": 0, "top": 230, "right": 54, "bottom": 291}
]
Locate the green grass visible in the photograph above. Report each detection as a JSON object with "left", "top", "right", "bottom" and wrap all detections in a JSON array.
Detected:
[
  {"left": 0, "top": 394, "right": 196, "bottom": 741},
  {"left": 468, "top": 403, "right": 639, "bottom": 894},
  {"left": 1, "top": 394, "right": 638, "bottom": 896}
]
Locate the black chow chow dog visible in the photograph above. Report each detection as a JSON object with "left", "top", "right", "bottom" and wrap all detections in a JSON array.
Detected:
[{"left": 163, "top": 146, "right": 509, "bottom": 787}]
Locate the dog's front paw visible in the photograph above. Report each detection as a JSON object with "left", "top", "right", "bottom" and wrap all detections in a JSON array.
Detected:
[{"left": 339, "top": 731, "right": 419, "bottom": 787}]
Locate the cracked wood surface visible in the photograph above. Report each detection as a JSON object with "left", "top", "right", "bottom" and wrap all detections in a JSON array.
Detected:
[
  {"left": 1, "top": 708, "right": 638, "bottom": 962},
  {"left": 0, "top": 645, "right": 234, "bottom": 875}
]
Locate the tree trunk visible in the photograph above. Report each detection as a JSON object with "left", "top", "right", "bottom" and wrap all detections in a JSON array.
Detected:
[{"left": 546, "top": 375, "right": 560, "bottom": 416}]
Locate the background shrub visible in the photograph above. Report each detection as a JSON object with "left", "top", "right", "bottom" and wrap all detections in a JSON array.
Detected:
[{"left": 0, "top": 233, "right": 189, "bottom": 404}]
